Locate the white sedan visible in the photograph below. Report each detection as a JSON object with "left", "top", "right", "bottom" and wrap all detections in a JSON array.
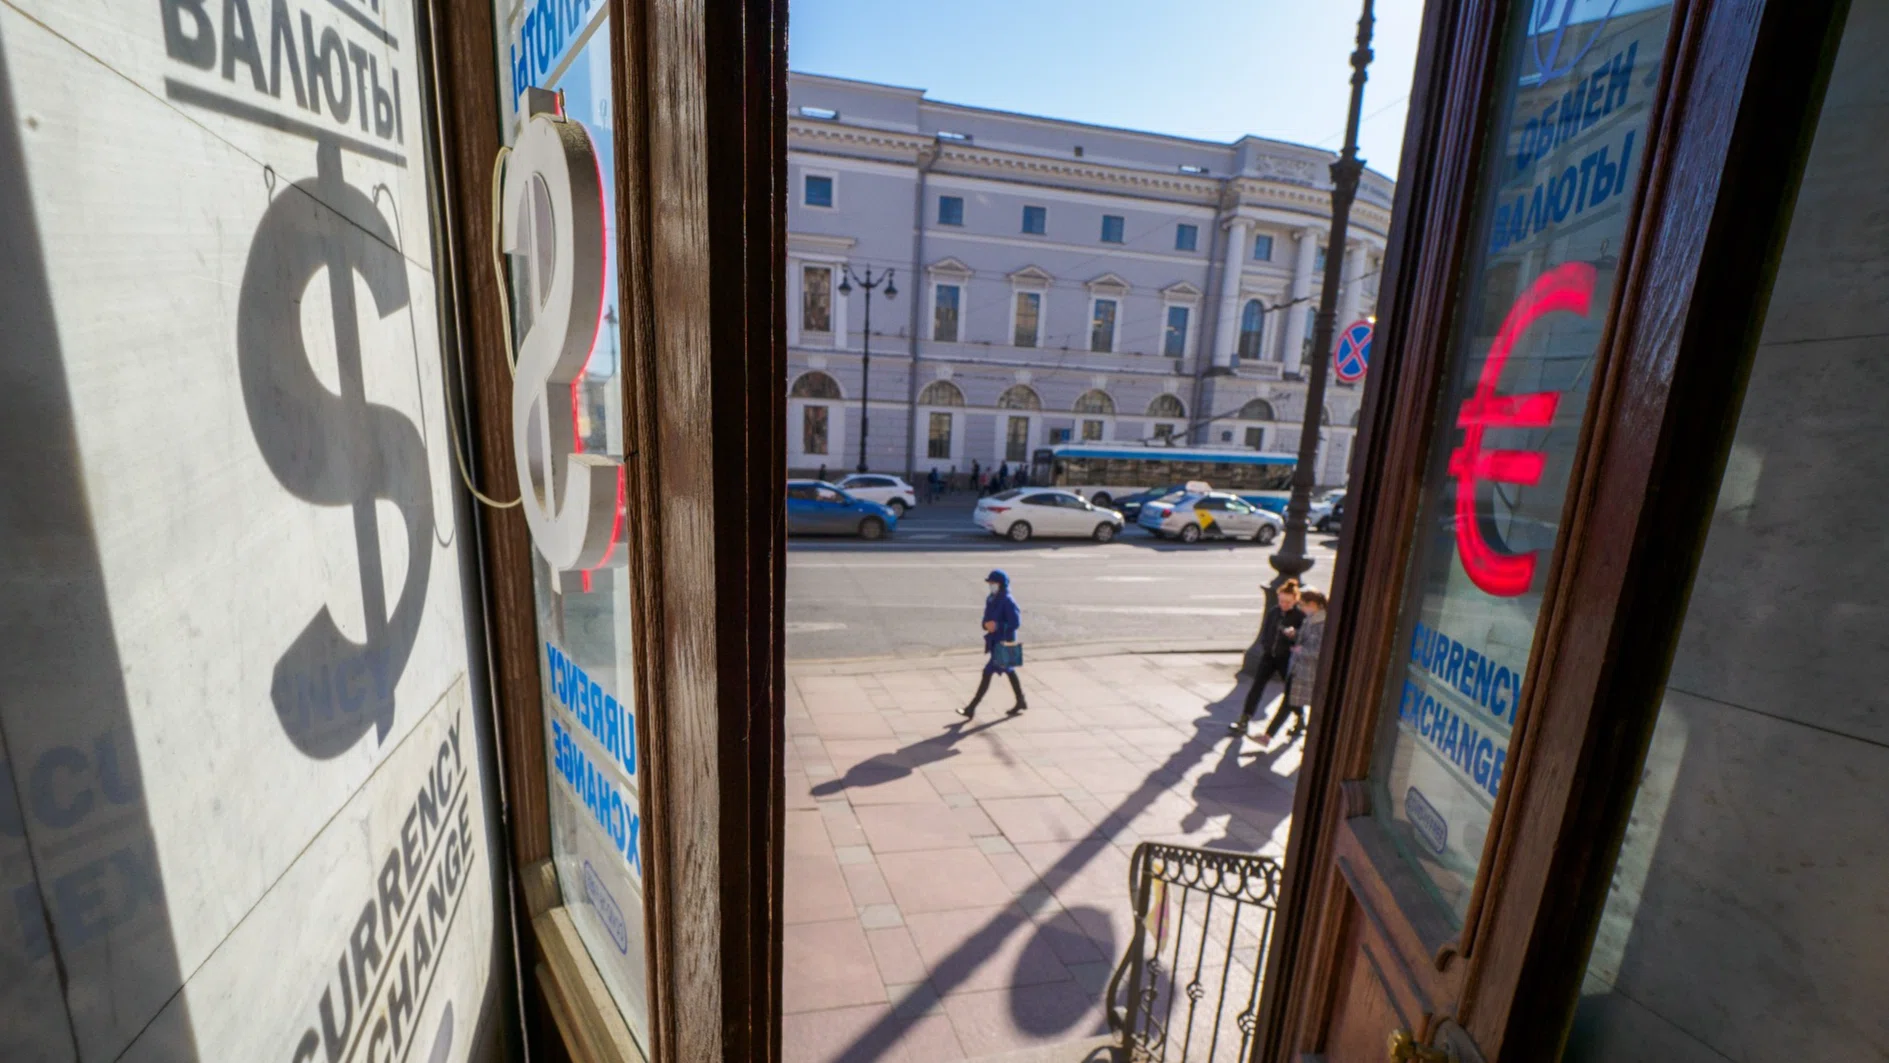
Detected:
[
  {"left": 1138, "top": 491, "right": 1283, "bottom": 544},
  {"left": 975, "top": 489, "right": 1126, "bottom": 542},
  {"left": 835, "top": 473, "right": 918, "bottom": 516}
]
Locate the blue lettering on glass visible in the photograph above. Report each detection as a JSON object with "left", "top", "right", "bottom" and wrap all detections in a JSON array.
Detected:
[
  {"left": 1529, "top": 0, "right": 1622, "bottom": 82},
  {"left": 509, "top": 0, "right": 608, "bottom": 102},
  {"left": 551, "top": 718, "right": 643, "bottom": 882},
  {"left": 545, "top": 643, "right": 636, "bottom": 780}
]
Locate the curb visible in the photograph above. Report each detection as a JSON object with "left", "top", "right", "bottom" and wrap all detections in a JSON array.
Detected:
[{"left": 787, "top": 638, "right": 1246, "bottom": 676}]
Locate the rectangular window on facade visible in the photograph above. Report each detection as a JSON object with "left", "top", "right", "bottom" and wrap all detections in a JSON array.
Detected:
[
  {"left": 1176, "top": 223, "right": 1199, "bottom": 252},
  {"left": 932, "top": 284, "right": 961, "bottom": 342},
  {"left": 1022, "top": 205, "right": 1047, "bottom": 234},
  {"left": 1050, "top": 427, "right": 1072, "bottom": 443},
  {"left": 1153, "top": 424, "right": 1175, "bottom": 440},
  {"left": 928, "top": 412, "right": 953, "bottom": 459},
  {"left": 804, "top": 173, "right": 834, "bottom": 207},
  {"left": 1163, "top": 305, "right": 1190, "bottom": 358},
  {"left": 1090, "top": 298, "right": 1118, "bottom": 352},
  {"left": 802, "top": 265, "right": 833, "bottom": 333},
  {"left": 1014, "top": 291, "right": 1041, "bottom": 347},
  {"left": 938, "top": 195, "right": 964, "bottom": 226},
  {"left": 803, "top": 405, "right": 829, "bottom": 455},
  {"left": 1082, "top": 419, "right": 1104, "bottom": 441},
  {"left": 1254, "top": 234, "right": 1274, "bottom": 261},
  {"left": 1006, "top": 416, "right": 1030, "bottom": 462},
  {"left": 1244, "top": 426, "right": 1263, "bottom": 450},
  {"left": 1101, "top": 215, "right": 1125, "bottom": 243}
]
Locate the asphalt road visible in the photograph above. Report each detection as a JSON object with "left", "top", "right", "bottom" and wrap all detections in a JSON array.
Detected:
[{"left": 786, "top": 497, "right": 1343, "bottom": 662}]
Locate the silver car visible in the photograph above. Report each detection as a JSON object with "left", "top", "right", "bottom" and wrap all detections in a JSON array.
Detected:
[{"left": 1137, "top": 491, "right": 1283, "bottom": 544}]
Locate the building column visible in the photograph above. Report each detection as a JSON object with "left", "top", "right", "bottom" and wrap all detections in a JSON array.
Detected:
[
  {"left": 1339, "top": 241, "right": 1368, "bottom": 330},
  {"left": 1210, "top": 217, "right": 1252, "bottom": 372},
  {"left": 1282, "top": 225, "right": 1319, "bottom": 367}
]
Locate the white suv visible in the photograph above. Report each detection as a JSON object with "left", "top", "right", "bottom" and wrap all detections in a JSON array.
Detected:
[{"left": 835, "top": 474, "right": 917, "bottom": 516}]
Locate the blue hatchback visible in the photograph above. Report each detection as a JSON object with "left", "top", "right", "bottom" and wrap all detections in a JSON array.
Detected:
[{"left": 787, "top": 480, "right": 899, "bottom": 539}]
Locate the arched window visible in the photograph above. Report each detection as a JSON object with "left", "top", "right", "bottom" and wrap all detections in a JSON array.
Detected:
[
  {"left": 790, "top": 371, "right": 842, "bottom": 399},
  {"left": 997, "top": 385, "right": 1043, "bottom": 410},
  {"left": 1146, "top": 394, "right": 1186, "bottom": 419},
  {"left": 918, "top": 380, "right": 965, "bottom": 406},
  {"left": 1240, "top": 398, "right": 1276, "bottom": 421},
  {"left": 1237, "top": 299, "right": 1265, "bottom": 360},
  {"left": 1073, "top": 390, "right": 1116, "bottom": 415}
]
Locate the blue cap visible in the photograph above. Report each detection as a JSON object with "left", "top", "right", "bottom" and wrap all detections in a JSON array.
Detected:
[{"left": 985, "top": 569, "right": 1009, "bottom": 586}]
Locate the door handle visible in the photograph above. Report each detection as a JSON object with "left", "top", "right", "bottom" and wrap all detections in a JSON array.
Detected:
[{"left": 1387, "top": 1029, "right": 1450, "bottom": 1063}]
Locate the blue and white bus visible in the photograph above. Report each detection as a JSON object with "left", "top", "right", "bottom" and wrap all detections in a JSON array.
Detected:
[{"left": 1029, "top": 444, "right": 1297, "bottom": 511}]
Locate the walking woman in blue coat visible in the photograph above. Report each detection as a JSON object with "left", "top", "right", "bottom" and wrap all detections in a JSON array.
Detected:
[{"left": 959, "top": 569, "right": 1026, "bottom": 718}]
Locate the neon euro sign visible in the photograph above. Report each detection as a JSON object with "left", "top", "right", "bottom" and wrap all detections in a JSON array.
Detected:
[
  {"left": 1448, "top": 261, "right": 1596, "bottom": 597},
  {"left": 502, "top": 93, "right": 619, "bottom": 571}
]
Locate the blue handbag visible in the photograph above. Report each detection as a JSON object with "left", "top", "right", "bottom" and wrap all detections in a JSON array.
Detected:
[{"left": 991, "top": 641, "right": 1024, "bottom": 670}]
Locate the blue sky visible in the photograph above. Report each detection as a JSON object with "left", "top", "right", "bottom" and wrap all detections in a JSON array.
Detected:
[{"left": 787, "top": 0, "right": 1426, "bottom": 177}]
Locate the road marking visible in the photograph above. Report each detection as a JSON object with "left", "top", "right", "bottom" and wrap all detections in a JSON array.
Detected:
[
  {"left": 788, "top": 562, "right": 1031, "bottom": 569},
  {"left": 785, "top": 621, "right": 848, "bottom": 633},
  {"left": 1096, "top": 576, "right": 1160, "bottom": 582},
  {"left": 1059, "top": 605, "right": 1263, "bottom": 616}
]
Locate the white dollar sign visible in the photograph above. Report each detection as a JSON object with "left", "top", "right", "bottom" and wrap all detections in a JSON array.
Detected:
[{"left": 502, "top": 104, "right": 618, "bottom": 571}]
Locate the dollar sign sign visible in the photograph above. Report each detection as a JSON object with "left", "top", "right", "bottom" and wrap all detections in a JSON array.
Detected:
[
  {"left": 237, "top": 142, "right": 433, "bottom": 758},
  {"left": 501, "top": 105, "right": 617, "bottom": 571},
  {"left": 1448, "top": 261, "right": 1594, "bottom": 597}
]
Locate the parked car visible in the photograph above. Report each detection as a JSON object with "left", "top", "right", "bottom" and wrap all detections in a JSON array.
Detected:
[
  {"left": 787, "top": 480, "right": 898, "bottom": 539},
  {"left": 1104, "top": 484, "right": 1185, "bottom": 523},
  {"left": 974, "top": 488, "right": 1126, "bottom": 542},
  {"left": 1323, "top": 496, "right": 1345, "bottom": 532},
  {"left": 1310, "top": 490, "right": 1346, "bottom": 532},
  {"left": 1138, "top": 490, "right": 1284, "bottom": 544},
  {"left": 835, "top": 473, "right": 918, "bottom": 516}
]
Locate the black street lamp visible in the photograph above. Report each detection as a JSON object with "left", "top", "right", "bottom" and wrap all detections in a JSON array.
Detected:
[
  {"left": 1271, "top": 0, "right": 1374, "bottom": 586},
  {"left": 839, "top": 265, "right": 896, "bottom": 473}
]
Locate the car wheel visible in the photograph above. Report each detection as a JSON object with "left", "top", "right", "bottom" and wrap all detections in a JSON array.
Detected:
[
  {"left": 1007, "top": 521, "right": 1033, "bottom": 542},
  {"left": 1091, "top": 492, "right": 1113, "bottom": 507},
  {"left": 858, "top": 517, "right": 885, "bottom": 541},
  {"left": 887, "top": 499, "right": 908, "bottom": 517},
  {"left": 1179, "top": 523, "right": 1202, "bottom": 544},
  {"left": 1255, "top": 525, "right": 1279, "bottom": 546},
  {"left": 1092, "top": 522, "right": 1117, "bottom": 543},
  {"left": 1315, "top": 516, "right": 1330, "bottom": 532}
]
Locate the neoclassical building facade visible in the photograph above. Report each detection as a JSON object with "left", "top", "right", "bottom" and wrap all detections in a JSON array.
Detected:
[{"left": 785, "top": 73, "right": 1392, "bottom": 486}]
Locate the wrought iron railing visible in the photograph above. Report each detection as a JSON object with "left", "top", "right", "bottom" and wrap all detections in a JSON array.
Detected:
[{"left": 1105, "top": 842, "right": 1283, "bottom": 1062}]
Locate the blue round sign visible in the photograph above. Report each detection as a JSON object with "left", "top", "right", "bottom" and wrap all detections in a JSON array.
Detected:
[{"left": 1334, "top": 319, "right": 1373, "bottom": 383}]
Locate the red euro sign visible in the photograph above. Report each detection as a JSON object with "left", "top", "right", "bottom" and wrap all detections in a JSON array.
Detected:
[{"left": 1449, "top": 262, "right": 1597, "bottom": 597}]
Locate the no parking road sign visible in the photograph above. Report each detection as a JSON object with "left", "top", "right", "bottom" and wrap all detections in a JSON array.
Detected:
[{"left": 1334, "top": 319, "right": 1373, "bottom": 384}]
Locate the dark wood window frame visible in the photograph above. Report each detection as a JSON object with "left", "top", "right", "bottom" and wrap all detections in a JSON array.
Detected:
[
  {"left": 1255, "top": 0, "right": 1852, "bottom": 1057},
  {"left": 421, "top": 0, "right": 786, "bottom": 1059}
]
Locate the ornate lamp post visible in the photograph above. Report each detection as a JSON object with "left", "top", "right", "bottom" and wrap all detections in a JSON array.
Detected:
[
  {"left": 839, "top": 265, "right": 896, "bottom": 473},
  {"left": 1271, "top": 0, "right": 1374, "bottom": 585}
]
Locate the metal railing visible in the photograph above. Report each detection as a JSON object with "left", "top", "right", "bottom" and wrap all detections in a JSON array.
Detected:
[{"left": 1105, "top": 842, "right": 1284, "bottom": 1062}]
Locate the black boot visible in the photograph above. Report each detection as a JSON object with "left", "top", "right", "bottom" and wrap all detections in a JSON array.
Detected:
[
  {"left": 1005, "top": 672, "right": 1028, "bottom": 714},
  {"left": 959, "top": 672, "right": 993, "bottom": 718}
]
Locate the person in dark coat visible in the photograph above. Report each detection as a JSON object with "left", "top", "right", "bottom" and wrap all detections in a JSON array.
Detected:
[
  {"left": 1229, "top": 579, "right": 1304, "bottom": 738},
  {"left": 959, "top": 569, "right": 1026, "bottom": 717},
  {"left": 1269, "top": 587, "right": 1327, "bottom": 746}
]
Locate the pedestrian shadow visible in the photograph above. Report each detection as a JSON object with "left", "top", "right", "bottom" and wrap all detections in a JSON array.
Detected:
[{"left": 808, "top": 715, "right": 1014, "bottom": 798}]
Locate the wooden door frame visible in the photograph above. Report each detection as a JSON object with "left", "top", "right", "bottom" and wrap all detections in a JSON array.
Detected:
[
  {"left": 421, "top": 0, "right": 788, "bottom": 1060},
  {"left": 1257, "top": 0, "right": 1851, "bottom": 1057}
]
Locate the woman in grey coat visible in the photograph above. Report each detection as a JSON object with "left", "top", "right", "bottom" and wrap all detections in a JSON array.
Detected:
[{"left": 1266, "top": 588, "right": 1328, "bottom": 746}]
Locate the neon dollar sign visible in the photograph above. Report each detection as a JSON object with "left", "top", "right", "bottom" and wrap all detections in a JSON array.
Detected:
[
  {"left": 1448, "top": 261, "right": 1596, "bottom": 597},
  {"left": 502, "top": 100, "right": 618, "bottom": 571},
  {"left": 238, "top": 143, "right": 432, "bottom": 757}
]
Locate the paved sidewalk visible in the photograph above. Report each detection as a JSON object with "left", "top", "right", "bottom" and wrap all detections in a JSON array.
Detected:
[{"left": 782, "top": 651, "right": 1302, "bottom": 1063}]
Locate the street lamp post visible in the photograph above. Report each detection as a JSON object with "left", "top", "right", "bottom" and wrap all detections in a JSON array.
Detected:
[
  {"left": 839, "top": 265, "right": 896, "bottom": 473},
  {"left": 1271, "top": 0, "right": 1374, "bottom": 585}
]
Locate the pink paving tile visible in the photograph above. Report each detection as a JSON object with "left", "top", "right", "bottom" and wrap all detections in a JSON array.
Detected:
[
  {"left": 843, "top": 862, "right": 895, "bottom": 908},
  {"left": 903, "top": 906, "right": 1072, "bottom": 994},
  {"left": 811, "top": 713, "right": 897, "bottom": 740},
  {"left": 949, "top": 805, "right": 1000, "bottom": 838},
  {"left": 784, "top": 919, "right": 890, "bottom": 1014},
  {"left": 834, "top": 769, "right": 943, "bottom": 807},
  {"left": 981, "top": 851, "right": 1042, "bottom": 893},
  {"left": 786, "top": 852, "right": 857, "bottom": 924},
  {"left": 878, "top": 849, "right": 1011, "bottom": 914},
  {"left": 820, "top": 801, "right": 870, "bottom": 848},
  {"left": 788, "top": 809, "right": 834, "bottom": 856},
  {"left": 781, "top": 1003, "right": 964, "bottom": 1063},
  {"left": 951, "top": 763, "right": 1059, "bottom": 800},
  {"left": 940, "top": 982, "right": 1108, "bottom": 1057},
  {"left": 980, "top": 796, "right": 1096, "bottom": 844},
  {"left": 867, "top": 926, "right": 930, "bottom": 985},
  {"left": 787, "top": 771, "right": 820, "bottom": 810},
  {"left": 823, "top": 738, "right": 904, "bottom": 766},
  {"left": 1012, "top": 840, "right": 1134, "bottom": 907},
  {"left": 856, "top": 803, "right": 977, "bottom": 853}
]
